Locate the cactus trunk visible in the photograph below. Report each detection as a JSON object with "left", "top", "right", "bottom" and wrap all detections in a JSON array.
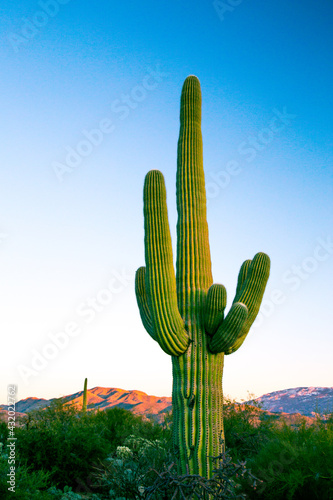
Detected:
[
  {"left": 172, "top": 348, "right": 224, "bottom": 476},
  {"left": 173, "top": 77, "right": 223, "bottom": 476},
  {"left": 135, "top": 75, "right": 270, "bottom": 477}
]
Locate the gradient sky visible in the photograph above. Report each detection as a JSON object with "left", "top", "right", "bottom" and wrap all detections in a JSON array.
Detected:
[{"left": 1, "top": 0, "right": 332, "bottom": 404}]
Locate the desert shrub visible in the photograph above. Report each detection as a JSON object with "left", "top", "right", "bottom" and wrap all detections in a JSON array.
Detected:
[
  {"left": 93, "top": 406, "right": 141, "bottom": 452},
  {"left": 95, "top": 437, "right": 258, "bottom": 500},
  {"left": 15, "top": 399, "right": 110, "bottom": 490},
  {"left": 223, "top": 396, "right": 273, "bottom": 460},
  {"left": 244, "top": 416, "right": 333, "bottom": 499},
  {"left": 0, "top": 442, "right": 51, "bottom": 499},
  {"left": 94, "top": 429, "right": 259, "bottom": 499},
  {"left": 143, "top": 452, "right": 259, "bottom": 500},
  {"left": 94, "top": 433, "right": 173, "bottom": 498},
  {"left": 13, "top": 400, "right": 170, "bottom": 495},
  {"left": 93, "top": 406, "right": 171, "bottom": 454},
  {"left": 0, "top": 421, "right": 8, "bottom": 443}
]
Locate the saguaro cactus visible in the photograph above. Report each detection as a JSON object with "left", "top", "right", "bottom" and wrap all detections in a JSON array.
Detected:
[
  {"left": 82, "top": 377, "right": 87, "bottom": 412},
  {"left": 135, "top": 76, "right": 270, "bottom": 478}
]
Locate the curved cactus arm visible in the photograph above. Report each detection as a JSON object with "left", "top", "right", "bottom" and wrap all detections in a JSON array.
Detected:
[
  {"left": 135, "top": 266, "right": 155, "bottom": 340},
  {"left": 208, "top": 302, "right": 248, "bottom": 353},
  {"left": 224, "top": 332, "right": 246, "bottom": 354},
  {"left": 204, "top": 284, "right": 227, "bottom": 336},
  {"left": 143, "top": 170, "right": 190, "bottom": 356},
  {"left": 204, "top": 261, "right": 249, "bottom": 340},
  {"left": 225, "top": 252, "right": 270, "bottom": 354}
]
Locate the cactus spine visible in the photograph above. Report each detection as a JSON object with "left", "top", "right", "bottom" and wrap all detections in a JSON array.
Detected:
[
  {"left": 82, "top": 378, "right": 87, "bottom": 412},
  {"left": 135, "top": 76, "right": 270, "bottom": 477}
]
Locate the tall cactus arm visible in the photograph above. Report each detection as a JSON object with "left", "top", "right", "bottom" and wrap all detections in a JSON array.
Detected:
[
  {"left": 142, "top": 170, "right": 190, "bottom": 356},
  {"left": 135, "top": 266, "right": 155, "bottom": 340}
]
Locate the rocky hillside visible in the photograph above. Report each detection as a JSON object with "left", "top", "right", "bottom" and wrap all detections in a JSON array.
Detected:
[
  {"left": 248, "top": 387, "right": 333, "bottom": 417},
  {"left": 0, "top": 387, "right": 172, "bottom": 423}
]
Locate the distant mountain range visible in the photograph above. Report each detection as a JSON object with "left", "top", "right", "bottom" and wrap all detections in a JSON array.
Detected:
[
  {"left": 248, "top": 387, "right": 333, "bottom": 416},
  {"left": 0, "top": 387, "right": 172, "bottom": 423},
  {"left": 1, "top": 386, "right": 332, "bottom": 424}
]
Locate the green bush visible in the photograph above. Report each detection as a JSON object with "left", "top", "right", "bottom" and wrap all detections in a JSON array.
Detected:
[
  {"left": 0, "top": 421, "right": 8, "bottom": 443},
  {"left": 95, "top": 434, "right": 172, "bottom": 498},
  {"left": 14, "top": 400, "right": 171, "bottom": 496},
  {"left": 93, "top": 407, "right": 170, "bottom": 454},
  {"left": 222, "top": 398, "right": 333, "bottom": 499},
  {"left": 95, "top": 434, "right": 257, "bottom": 499},
  {"left": 245, "top": 417, "right": 333, "bottom": 499},
  {"left": 223, "top": 396, "right": 274, "bottom": 460},
  {"left": 0, "top": 444, "right": 51, "bottom": 499},
  {"left": 15, "top": 399, "right": 110, "bottom": 491}
]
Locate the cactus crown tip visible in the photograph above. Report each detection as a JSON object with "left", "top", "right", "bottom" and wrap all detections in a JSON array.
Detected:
[
  {"left": 182, "top": 75, "right": 201, "bottom": 89},
  {"left": 145, "top": 169, "right": 164, "bottom": 182}
]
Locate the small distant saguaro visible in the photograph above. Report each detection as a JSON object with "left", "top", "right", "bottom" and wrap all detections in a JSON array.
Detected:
[{"left": 82, "top": 377, "right": 87, "bottom": 412}]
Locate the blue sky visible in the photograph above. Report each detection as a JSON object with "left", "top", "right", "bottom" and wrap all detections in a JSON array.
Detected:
[{"left": 1, "top": 0, "right": 332, "bottom": 404}]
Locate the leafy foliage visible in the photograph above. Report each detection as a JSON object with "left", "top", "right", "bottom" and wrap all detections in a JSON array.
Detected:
[
  {"left": 16, "top": 399, "right": 166, "bottom": 492},
  {"left": 0, "top": 445, "right": 51, "bottom": 499},
  {"left": 245, "top": 417, "right": 333, "bottom": 499},
  {"left": 223, "top": 395, "right": 274, "bottom": 460},
  {"left": 15, "top": 399, "right": 109, "bottom": 489}
]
